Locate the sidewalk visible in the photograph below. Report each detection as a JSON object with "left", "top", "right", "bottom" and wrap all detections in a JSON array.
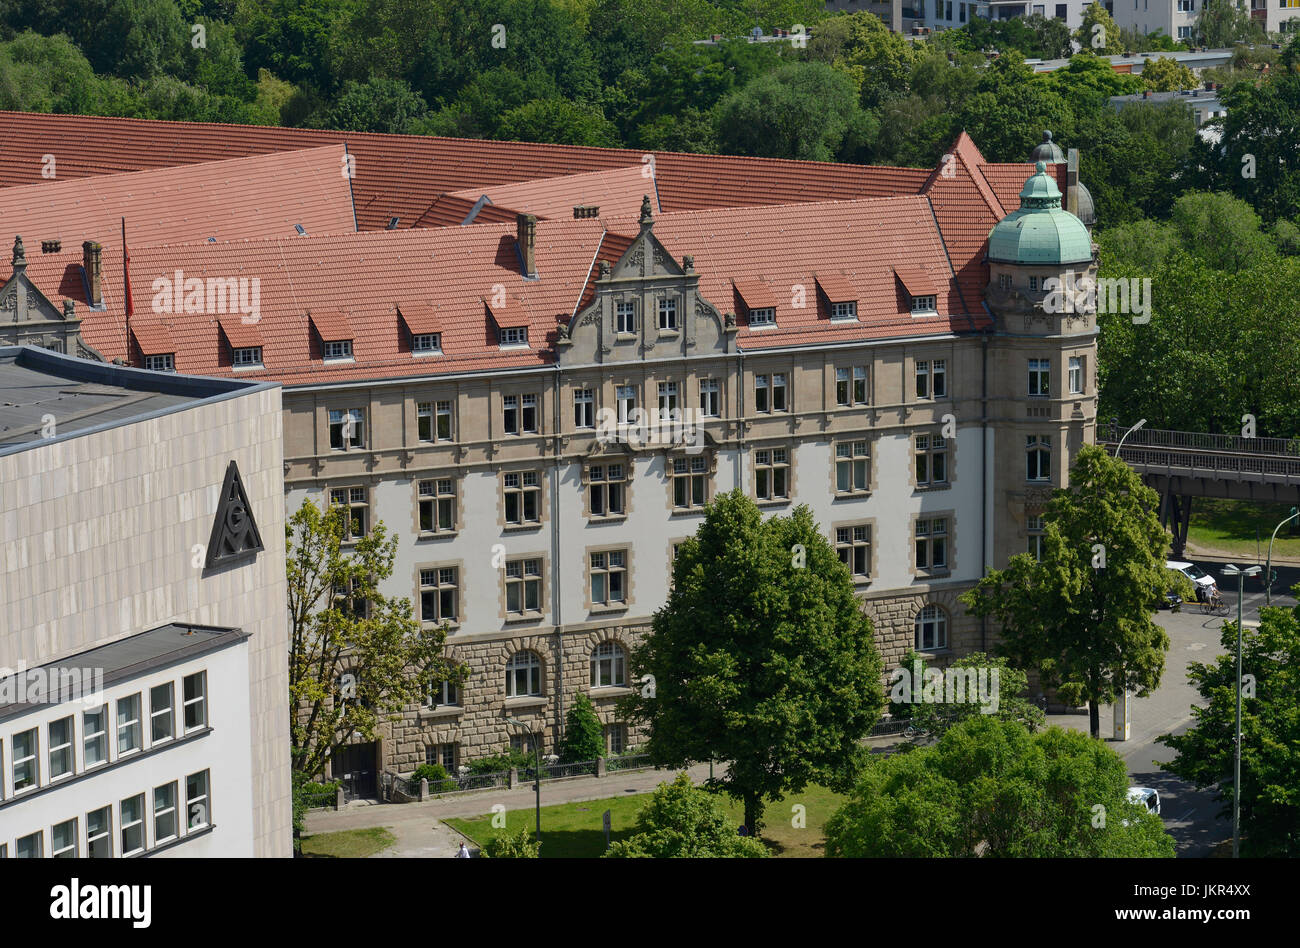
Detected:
[{"left": 303, "top": 761, "right": 717, "bottom": 857}]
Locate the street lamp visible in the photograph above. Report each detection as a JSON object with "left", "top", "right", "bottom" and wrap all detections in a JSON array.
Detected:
[
  {"left": 1115, "top": 418, "right": 1147, "bottom": 456},
  {"left": 1221, "top": 563, "right": 1260, "bottom": 859},
  {"left": 1264, "top": 507, "right": 1299, "bottom": 606},
  {"left": 506, "top": 717, "right": 541, "bottom": 842}
]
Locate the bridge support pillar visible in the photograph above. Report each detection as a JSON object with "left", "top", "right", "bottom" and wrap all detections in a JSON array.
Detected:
[{"left": 1161, "top": 492, "right": 1193, "bottom": 559}]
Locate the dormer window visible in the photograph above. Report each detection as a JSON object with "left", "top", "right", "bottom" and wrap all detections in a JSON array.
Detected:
[
  {"left": 232, "top": 346, "right": 263, "bottom": 368},
  {"left": 413, "top": 333, "right": 441, "bottom": 355},
  {"left": 749, "top": 307, "right": 776, "bottom": 327},
  {"left": 911, "top": 295, "right": 937, "bottom": 314},
  {"left": 830, "top": 301, "right": 857, "bottom": 322},
  {"left": 499, "top": 326, "right": 528, "bottom": 349},
  {"left": 144, "top": 353, "right": 175, "bottom": 372},
  {"left": 323, "top": 340, "right": 353, "bottom": 361}
]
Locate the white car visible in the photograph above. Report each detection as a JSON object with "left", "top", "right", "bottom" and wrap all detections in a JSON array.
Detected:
[
  {"left": 1127, "top": 787, "right": 1161, "bottom": 816},
  {"left": 1167, "top": 561, "right": 1217, "bottom": 594}
]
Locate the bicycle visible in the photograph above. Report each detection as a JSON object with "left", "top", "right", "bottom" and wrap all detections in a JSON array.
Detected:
[
  {"left": 901, "top": 720, "right": 929, "bottom": 740},
  {"left": 1200, "top": 590, "right": 1229, "bottom": 617}
]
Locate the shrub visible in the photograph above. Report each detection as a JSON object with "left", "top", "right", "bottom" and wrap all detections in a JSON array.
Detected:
[
  {"left": 410, "top": 763, "right": 457, "bottom": 793},
  {"left": 466, "top": 748, "right": 536, "bottom": 775},
  {"left": 482, "top": 827, "right": 541, "bottom": 858},
  {"left": 560, "top": 693, "right": 604, "bottom": 763}
]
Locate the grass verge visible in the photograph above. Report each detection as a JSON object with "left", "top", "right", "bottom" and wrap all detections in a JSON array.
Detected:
[{"left": 300, "top": 826, "right": 396, "bottom": 858}]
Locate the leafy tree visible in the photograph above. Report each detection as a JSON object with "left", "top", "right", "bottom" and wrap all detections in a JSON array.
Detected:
[
  {"left": 1195, "top": 0, "right": 1264, "bottom": 49},
  {"left": 825, "top": 717, "right": 1176, "bottom": 857},
  {"left": 495, "top": 98, "right": 619, "bottom": 146},
  {"left": 714, "top": 60, "right": 877, "bottom": 162},
  {"left": 888, "top": 650, "right": 1047, "bottom": 743},
  {"left": 0, "top": 30, "right": 104, "bottom": 113},
  {"left": 604, "top": 773, "right": 768, "bottom": 857},
  {"left": 633, "top": 106, "right": 717, "bottom": 153},
  {"left": 1022, "top": 12, "right": 1073, "bottom": 60},
  {"left": 961, "top": 445, "right": 1171, "bottom": 738},
  {"left": 618, "top": 491, "right": 885, "bottom": 836},
  {"left": 1039, "top": 53, "right": 1143, "bottom": 112},
  {"left": 98, "top": 0, "right": 188, "bottom": 79},
  {"left": 1157, "top": 596, "right": 1300, "bottom": 856},
  {"left": 233, "top": 0, "right": 352, "bottom": 92},
  {"left": 805, "top": 10, "right": 917, "bottom": 110},
  {"left": 560, "top": 692, "right": 605, "bottom": 763},
  {"left": 1142, "top": 55, "right": 1197, "bottom": 92},
  {"left": 482, "top": 827, "right": 540, "bottom": 858},
  {"left": 287, "top": 497, "right": 464, "bottom": 780},
  {"left": 958, "top": 55, "right": 1074, "bottom": 162},
  {"left": 1073, "top": 2, "right": 1122, "bottom": 56},
  {"left": 322, "top": 77, "right": 428, "bottom": 133}
]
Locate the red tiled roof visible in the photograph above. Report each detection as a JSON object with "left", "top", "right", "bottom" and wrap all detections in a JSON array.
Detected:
[
  {"left": 732, "top": 278, "right": 778, "bottom": 310},
  {"left": 397, "top": 304, "right": 440, "bottom": 335},
  {"left": 814, "top": 271, "right": 859, "bottom": 303},
  {"left": 451, "top": 166, "right": 649, "bottom": 221},
  {"left": 0, "top": 112, "right": 934, "bottom": 228},
  {"left": 894, "top": 267, "right": 940, "bottom": 297},
  {"left": 0, "top": 145, "right": 354, "bottom": 255},
  {"left": 218, "top": 318, "right": 263, "bottom": 349},
  {"left": 485, "top": 295, "right": 529, "bottom": 328},
  {"left": 980, "top": 162, "right": 1068, "bottom": 216},
  {"left": 130, "top": 321, "right": 174, "bottom": 355},
  {"left": 411, "top": 194, "right": 522, "bottom": 228},
  {"left": 310, "top": 309, "right": 353, "bottom": 342}
]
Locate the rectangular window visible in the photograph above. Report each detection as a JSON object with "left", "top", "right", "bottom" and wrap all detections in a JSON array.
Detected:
[
  {"left": 911, "top": 295, "right": 937, "bottom": 313},
  {"left": 998, "top": 273, "right": 1012, "bottom": 290},
  {"left": 499, "top": 326, "right": 528, "bottom": 347},
  {"left": 150, "top": 682, "right": 174, "bottom": 745},
  {"left": 773, "top": 373, "right": 787, "bottom": 411},
  {"left": 754, "top": 448, "right": 790, "bottom": 501},
  {"left": 420, "top": 567, "right": 459, "bottom": 624},
  {"left": 87, "top": 807, "right": 112, "bottom": 858},
  {"left": 916, "top": 360, "right": 931, "bottom": 400},
  {"left": 658, "top": 382, "right": 679, "bottom": 422},
  {"left": 323, "top": 339, "right": 352, "bottom": 360},
  {"left": 504, "top": 471, "right": 542, "bottom": 525},
  {"left": 334, "top": 577, "right": 369, "bottom": 621},
  {"left": 915, "top": 359, "right": 946, "bottom": 399},
  {"left": 144, "top": 353, "right": 175, "bottom": 372},
  {"left": 574, "top": 389, "right": 595, "bottom": 428},
  {"left": 672, "top": 455, "right": 709, "bottom": 509},
  {"left": 836, "top": 440, "right": 870, "bottom": 494},
  {"left": 187, "top": 770, "right": 210, "bottom": 830},
  {"left": 183, "top": 672, "right": 207, "bottom": 732},
  {"left": 503, "top": 394, "right": 519, "bottom": 435},
  {"left": 1027, "top": 515, "right": 1046, "bottom": 561},
  {"left": 754, "top": 373, "right": 787, "bottom": 413},
  {"left": 15, "top": 832, "right": 42, "bottom": 858},
  {"left": 830, "top": 301, "right": 857, "bottom": 321},
  {"left": 658, "top": 298, "right": 678, "bottom": 331},
  {"left": 49, "top": 716, "right": 74, "bottom": 781},
  {"left": 605, "top": 724, "right": 627, "bottom": 755},
  {"left": 1028, "top": 276, "right": 1039, "bottom": 291},
  {"left": 587, "top": 464, "right": 626, "bottom": 518},
  {"left": 699, "top": 378, "right": 720, "bottom": 417},
  {"left": 154, "top": 782, "right": 179, "bottom": 845},
  {"left": 616, "top": 385, "right": 637, "bottom": 424},
  {"left": 418, "top": 478, "right": 456, "bottom": 533},
  {"left": 1027, "top": 435, "right": 1052, "bottom": 481},
  {"left": 120, "top": 794, "right": 146, "bottom": 856},
  {"left": 915, "top": 434, "right": 949, "bottom": 487},
  {"left": 1028, "top": 358, "right": 1051, "bottom": 397},
  {"left": 84, "top": 705, "right": 108, "bottom": 769},
  {"left": 836, "top": 525, "right": 872, "bottom": 580},
  {"left": 837, "top": 366, "right": 868, "bottom": 406},
  {"left": 1069, "top": 356, "right": 1084, "bottom": 395},
  {"left": 116, "top": 694, "right": 142, "bottom": 757},
  {"left": 329, "top": 486, "right": 369, "bottom": 540},
  {"left": 505, "top": 559, "right": 543, "bottom": 615},
  {"left": 427, "top": 679, "right": 459, "bottom": 708},
  {"left": 232, "top": 346, "right": 263, "bottom": 367},
  {"left": 615, "top": 301, "right": 636, "bottom": 334},
  {"left": 12, "top": 728, "right": 38, "bottom": 791},
  {"left": 328, "top": 408, "right": 365, "bottom": 450},
  {"left": 915, "top": 518, "right": 949, "bottom": 571},
  {"left": 418, "top": 400, "right": 454, "bottom": 442},
  {"left": 413, "top": 332, "right": 441, "bottom": 354},
  {"left": 522, "top": 393, "right": 538, "bottom": 434},
  {"left": 749, "top": 307, "right": 775, "bottom": 327},
  {"left": 590, "top": 550, "right": 627, "bottom": 606},
  {"left": 1056, "top": 3, "right": 1067, "bottom": 15}
]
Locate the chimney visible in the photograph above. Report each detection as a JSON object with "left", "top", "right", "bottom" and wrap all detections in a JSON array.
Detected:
[
  {"left": 573, "top": 204, "right": 600, "bottom": 219},
  {"left": 41, "top": 238, "right": 61, "bottom": 254},
  {"left": 83, "top": 240, "right": 102, "bottom": 305},
  {"left": 516, "top": 213, "right": 537, "bottom": 278}
]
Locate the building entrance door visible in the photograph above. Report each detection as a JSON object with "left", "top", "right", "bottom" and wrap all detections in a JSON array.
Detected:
[{"left": 334, "top": 741, "right": 378, "bottom": 800}]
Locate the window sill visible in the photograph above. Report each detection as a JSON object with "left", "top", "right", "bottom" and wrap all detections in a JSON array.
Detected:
[
  {"left": 504, "top": 696, "right": 547, "bottom": 710},
  {"left": 504, "top": 612, "right": 545, "bottom": 625},
  {"left": 910, "top": 310, "right": 939, "bottom": 318},
  {"left": 670, "top": 507, "right": 707, "bottom": 516},
  {"left": 657, "top": 329, "right": 680, "bottom": 337},
  {"left": 323, "top": 357, "right": 356, "bottom": 365},
  {"left": 589, "top": 604, "right": 630, "bottom": 616},
  {"left": 420, "top": 705, "right": 463, "bottom": 720},
  {"left": 503, "top": 522, "right": 544, "bottom": 532},
  {"left": 915, "top": 569, "right": 951, "bottom": 580},
  {"left": 587, "top": 514, "right": 628, "bottom": 524},
  {"left": 829, "top": 317, "right": 859, "bottom": 325},
  {"left": 416, "top": 530, "right": 459, "bottom": 541},
  {"left": 231, "top": 363, "right": 265, "bottom": 372},
  {"left": 590, "top": 686, "right": 634, "bottom": 699},
  {"left": 915, "top": 483, "right": 951, "bottom": 492},
  {"left": 755, "top": 497, "right": 791, "bottom": 507},
  {"left": 412, "top": 350, "right": 443, "bottom": 358},
  {"left": 615, "top": 332, "right": 637, "bottom": 340},
  {"left": 748, "top": 323, "right": 778, "bottom": 331},
  {"left": 422, "top": 620, "right": 460, "bottom": 633},
  {"left": 834, "top": 490, "right": 872, "bottom": 500}
]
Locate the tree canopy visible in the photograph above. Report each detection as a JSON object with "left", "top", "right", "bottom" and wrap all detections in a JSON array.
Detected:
[{"left": 603, "top": 773, "right": 769, "bottom": 857}]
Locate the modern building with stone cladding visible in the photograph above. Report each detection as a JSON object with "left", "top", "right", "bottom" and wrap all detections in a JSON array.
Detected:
[{"left": 1, "top": 114, "right": 1099, "bottom": 792}]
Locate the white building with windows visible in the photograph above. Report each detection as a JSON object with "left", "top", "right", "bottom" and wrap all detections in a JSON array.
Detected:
[{"left": 0, "top": 344, "right": 289, "bottom": 857}]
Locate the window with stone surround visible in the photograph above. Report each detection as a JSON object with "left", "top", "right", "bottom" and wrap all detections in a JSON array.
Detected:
[
  {"left": 754, "top": 447, "right": 790, "bottom": 501},
  {"left": 699, "top": 378, "right": 720, "bottom": 417},
  {"left": 591, "top": 641, "right": 627, "bottom": 688},
  {"left": 418, "top": 478, "right": 456, "bottom": 533},
  {"left": 506, "top": 650, "right": 542, "bottom": 697},
  {"left": 426, "top": 678, "right": 460, "bottom": 708},
  {"left": 417, "top": 400, "right": 454, "bottom": 442},
  {"left": 754, "top": 372, "right": 787, "bottom": 413},
  {"left": 426, "top": 743, "right": 458, "bottom": 770},
  {"left": 503, "top": 471, "right": 542, "bottom": 526},
  {"left": 1027, "top": 435, "right": 1052, "bottom": 481},
  {"left": 914, "top": 517, "right": 949, "bottom": 572},
  {"left": 915, "top": 434, "right": 949, "bottom": 488},
  {"left": 330, "top": 486, "right": 369, "bottom": 539},
  {"left": 419, "top": 566, "right": 458, "bottom": 624},
  {"left": 835, "top": 524, "right": 872, "bottom": 581},
  {"left": 575, "top": 388, "right": 595, "bottom": 428},
  {"left": 605, "top": 724, "right": 627, "bottom": 755},
  {"left": 671, "top": 454, "right": 709, "bottom": 510},
  {"left": 590, "top": 550, "right": 627, "bottom": 607},
  {"left": 586, "top": 463, "right": 626, "bottom": 519},
  {"left": 616, "top": 300, "right": 637, "bottom": 335},
  {"left": 915, "top": 359, "right": 946, "bottom": 400},
  {"left": 836, "top": 439, "right": 870, "bottom": 494},
  {"left": 329, "top": 408, "right": 365, "bottom": 450},
  {"left": 915, "top": 604, "right": 948, "bottom": 651},
  {"left": 1027, "top": 515, "right": 1046, "bottom": 561},
  {"left": 836, "top": 366, "right": 868, "bottom": 406},
  {"left": 1028, "top": 358, "right": 1051, "bottom": 398},
  {"left": 504, "top": 559, "right": 543, "bottom": 617}
]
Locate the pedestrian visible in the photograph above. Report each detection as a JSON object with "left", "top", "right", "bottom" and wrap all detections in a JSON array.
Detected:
[{"left": 456, "top": 842, "right": 471, "bottom": 858}]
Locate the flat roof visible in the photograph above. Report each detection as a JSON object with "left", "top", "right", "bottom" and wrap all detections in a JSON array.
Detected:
[
  {"left": 0, "top": 622, "right": 249, "bottom": 723},
  {"left": 0, "top": 345, "right": 278, "bottom": 456}
]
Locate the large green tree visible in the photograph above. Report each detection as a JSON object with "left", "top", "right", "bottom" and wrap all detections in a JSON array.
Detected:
[
  {"left": 287, "top": 497, "right": 464, "bottom": 780},
  {"left": 888, "top": 650, "right": 1046, "bottom": 744},
  {"left": 961, "top": 445, "right": 1171, "bottom": 738},
  {"left": 618, "top": 491, "right": 885, "bottom": 836},
  {"left": 604, "top": 773, "right": 769, "bottom": 857},
  {"left": 1157, "top": 597, "right": 1300, "bottom": 856},
  {"left": 559, "top": 692, "right": 605, "bottom": 763},
  {"left": 825, "top": 717, "right": 1176, "bottom": 857}
]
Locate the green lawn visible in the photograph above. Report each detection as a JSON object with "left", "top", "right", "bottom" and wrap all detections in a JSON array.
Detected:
[
  {"left": 1186, "top": 499, "right": 1300, "bottom": 560},
  {"left": 299, "top": 826, "right": 396, "bottom": 858},
  {"left": 446, "top": 780, "right": 845, "bottom": 858}
]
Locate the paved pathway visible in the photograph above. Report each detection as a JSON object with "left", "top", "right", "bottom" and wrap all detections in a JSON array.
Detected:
[{"left": 303, "top": 762, "right": 716, "bottom": 857}]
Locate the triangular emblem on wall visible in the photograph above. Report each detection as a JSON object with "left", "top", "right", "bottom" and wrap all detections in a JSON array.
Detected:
[{"left": 205, "top": 460, "right": 265, "bottom": 569}]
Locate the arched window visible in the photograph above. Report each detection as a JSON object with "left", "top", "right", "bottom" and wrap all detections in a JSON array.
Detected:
[
  {"left": 590, "top": 642, "right": 626, "bottom": 688},
  {"left": 915, "top": 605, "right": 948, "bottom": 651},
  {"left": 506, "top": 651, "right": 542, "bottom": 698}
]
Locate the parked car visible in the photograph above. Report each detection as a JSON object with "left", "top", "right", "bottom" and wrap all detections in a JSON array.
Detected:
[
  {"left": 1167, "top": 560, "right": 1217, "bottom": 596},
  {"left": 1127, "top": 786, "right": 1161, "bottom": 816}
]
